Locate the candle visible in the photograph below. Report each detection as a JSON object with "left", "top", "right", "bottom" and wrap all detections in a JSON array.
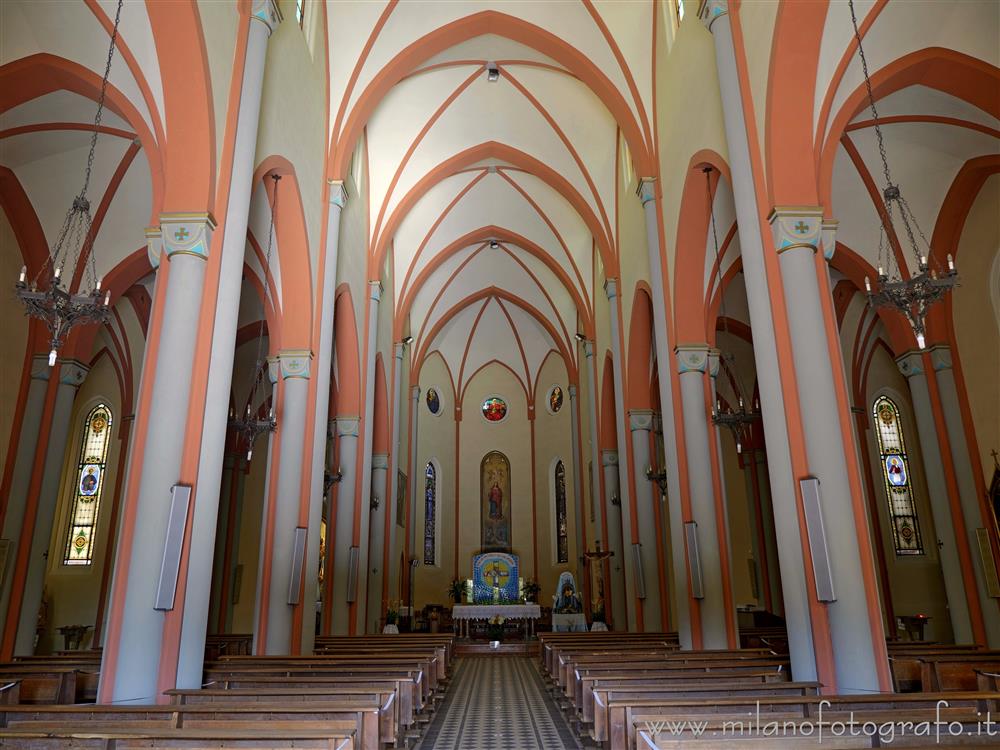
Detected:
[
  {"left": 916, "top": 332, "right": 926, "bottom": 349},
  {"left": 865, "top": 277, "right": 871, "bottom": 292},
  {"left": 48, "top": 349, "right": 57, "bottom": 366},
  {"left": 18, "top": 266, "right": 25, "bottom": 283},
  {"left": 947, "top": 254, "right": 954, "bottom": 272},
  {"left": 877, "top": 265, "right": 884, "bottom": 277},
  {"left": 103, "top": 290, "right": 111, "bottom": 306},
  {"left": 95, "top": 277, "right": 102, "bottom": 291},
  {"left": 919, "top": 254, "right": 927, "bottom": 268},
  {"left": 53, "top": 266, "right": 61, "bottom": 279}
]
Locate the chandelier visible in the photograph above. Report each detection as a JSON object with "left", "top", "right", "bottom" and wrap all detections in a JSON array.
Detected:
[
  {"left": 849, "top": 0, "right": 958, "bottom": 350},
  {"left": 703, "top": 166, "right": 760, "bottom": 454},
  {"left": 229, "top": 175, "right": 281, "bottom": 461},
  {"left": 15, "top": 0, "right": 124, "bottom": 366}
]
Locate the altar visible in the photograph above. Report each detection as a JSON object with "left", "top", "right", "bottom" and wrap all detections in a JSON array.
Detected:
[{"left": 451, "top": 603, "right": 542, "bottom": 639}]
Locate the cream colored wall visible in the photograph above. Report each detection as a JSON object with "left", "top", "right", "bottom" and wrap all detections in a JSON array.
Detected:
[
  {"left": 231, "top": 448, "right": 269, "bottom": 633},
  {"left": 718, "top": 429, "right": 757, "bottom": 609},
  {"left": 0, "top": 208, "right": 29, "bottom": 477},
  {"left": 337, "top": 133, "right": 369, "bottom": 382},
  {"left": 863, "top": 347, "right": 952, "bottom": 642},
  {"left": 197, "top": 0, "right": 240, "bottom": 191},
  {"left": 952, "top": 175, "right": 999, "bottom": 487},
  {"left": 39, "top": 355, "right": 122, "bottom": 654},
  {"left": 736, "top": 0, "right": 778, "bottom": 150}
]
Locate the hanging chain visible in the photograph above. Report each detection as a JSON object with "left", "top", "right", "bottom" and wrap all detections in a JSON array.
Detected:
[
  {"left": 848, "top": 0, "right": 893, "bottom": 190},
  {"left": 80, "top": 0, "right": 124, "bottom": 203},
  {"left": 705, "top": 167, "right": 729, "bottom": 332}
]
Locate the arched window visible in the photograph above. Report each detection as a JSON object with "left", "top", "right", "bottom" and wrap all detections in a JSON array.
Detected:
[
  {"left": 872, "top": 396, "right": 924, "bottom": 555},
  {"left": 555, "top": 460, "right": 568, "bottom": 564},
  {"left": 423, "top": 462, "right": 436, "bottom": 565},
  {"left": 63, "top": 404, "right": 113, "bottom": 565}
]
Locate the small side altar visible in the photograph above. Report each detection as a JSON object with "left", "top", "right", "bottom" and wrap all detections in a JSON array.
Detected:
[{"left": 451, "top": 604, "right": 542, "bottom": 639}]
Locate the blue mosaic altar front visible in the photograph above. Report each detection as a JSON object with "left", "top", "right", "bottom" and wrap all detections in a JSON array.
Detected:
[{"left": 472, "top": 552, "right": 519, "bottom": 602}]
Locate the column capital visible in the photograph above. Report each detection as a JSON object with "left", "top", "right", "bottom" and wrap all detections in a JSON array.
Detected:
[
  {"left": 568, "top": 384, "right": 578, "bottom": 399},
  {"left": 328, "top": 180, "right": 348, "bottom": 208},
  {"left": 369, "top": 280, "right": 383, "bottom": 302},
  {"left": 57, "top": 359, "right": 89, "bottom": 386},
  {"left": 372, "top": 453, "right": 389, "bottom": 470},
  {"left": 335, "top": 416, "right": 360, "bottom": 437},
  {"left": 895, "top": 350, "right": 925, "bottom": 378},
  {"left": 160, "top": 213, "right": 216, "bottom": 261},
  {"left": 768, "top": 206, "right": 823, "bottom": 256},
  {"left": 699, "top": 0, "right": 729, "bottom": 32},
  {"left": 706, "top": 348, "right": 722, "bottom": 379},
  {"left": 638, "top": 177, "right": 657, "bottom": 206},
  {"left": 267, "top": 356, "right": 279, "bottom": 384},
  {"left": 249, "top": 0, "right": 282, "bottom": 34},
  {"left": 411, "top": 385, "right": 421, "bottom": 400},
  {"left": 582, "top": 339, "right": 595, "bottom": 358},
  {"left": 674, "top": 343, "right": 712, "bottom": 373},
  {"left": 145, "top": 226, "right": 163, "bottom": 269},
  {"left": 601, "top": 450, "right": 619, "bottom": 467},
  {"left": 927, "top": 344, "right": 952, "bottom": 372},
  {"left": 393, "top": 342, "right": 405, "bottom": 361},
  {"left": 821, "top": 219, "right": 839, "bottom": 261},
  {"left": 629, "top": 409, "right": 655, "bottom": 432},
  {"left": 604, "top": 277, "right": 619, "bottom": 300},
  {"left": 277, "top": 349, "right": 313, "bottom": 379},
  {"left": 31, "top": 354, "right": 52, "bottom": 381}
]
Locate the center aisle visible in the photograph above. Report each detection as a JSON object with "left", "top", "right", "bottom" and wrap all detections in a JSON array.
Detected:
[{"left": 418, "top": 657, "right": 583, "bottom": 750}]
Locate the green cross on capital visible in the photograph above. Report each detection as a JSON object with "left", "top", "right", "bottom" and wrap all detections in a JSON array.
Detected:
[
  {"left": 174, "top": 227, "right": 190, "bottom": 241},
  {"left": 793, "top": 220, "right": 809, "bottom": 235}
]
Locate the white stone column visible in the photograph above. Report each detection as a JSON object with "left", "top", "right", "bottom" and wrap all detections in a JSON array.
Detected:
[
  {"left": 13, "top": 360, "right": 89, "bottom": 655},
  {"left": 386, "top": 343, "right": 405, "bottom": 604},
  {"left": 407, "top": 386, "right": 420, "bottom": 616},
  {"left": 629, "top": 409, "right": 663, "bottom": 632},
  {"left": 173, "top": 0, "right": 280, "bottom": 689},
  {"left": 638, "top": 177, "right": 689, "bottom": 640},
  {"left": 896, "top": 351, "right": 975, "bottom": 643},
  {"left": 102, "top": 213, "right": 216, "bottom": 703},
  {"left": 601, "top": 450, "right": 628, "bottom": 631},
  {"left": 366, "top": 454, "right": 389, "bottom": 633},
  {"left": 604, "top": 279, "right": 638, "bottom": 630},
  {"left": 674, "top": 344, "right": 735, "bottom": 649},
  {"left": 330, "top": 417, "right": 359, "bottom": 634},
  {"left": 256, "top": 351, "right": 312, "bottom": 655},
  {"left": 699, "top": 0, "right": 819, "bottom": 684},
  {"left": 0, "top": 356, "right": 51, "bottom": 648},
  {"left": 771, "top": 208, "right": 885, "bottom": 691},
  {"left": 568, "top": 385, "right": 585, "bottom": 584},
  {"left": 353, "top": 281, "right": 382, "bottom": 634},
  {"left": 582, "top": 342, "right": 604, "bottom": 547},
  {"left": 301, "top": 181, "right": 347, "bottom": 653}
]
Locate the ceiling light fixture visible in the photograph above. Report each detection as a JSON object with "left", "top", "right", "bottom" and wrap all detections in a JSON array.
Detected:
[
  {"left": 849, "top": 0, "right": 957, "bottom": 350},
  {"left": 487, "top": 63, "right": 500, "bottom": 82},
  {"left": 489, "top": 240, "right": 499, "bottom": 249},
  {"left": 15, "top": 0, "right": 124, "bottom": 366},
  {"left": 574, "top": 333, "right": 586, "bottom": 343},
  {"left": 401, "top": 335, "right": 413, "bottom": 346}
]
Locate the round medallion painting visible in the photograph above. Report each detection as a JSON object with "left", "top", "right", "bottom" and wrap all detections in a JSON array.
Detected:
[
  {"left": 481, "top": 396, "right": 508, "bottom": 422},
  {"left": 548, "top": 385, "right": 564, "bottom": 414},
  {"left": 426, "top": 387, "right": 441, "bottom": 415}
]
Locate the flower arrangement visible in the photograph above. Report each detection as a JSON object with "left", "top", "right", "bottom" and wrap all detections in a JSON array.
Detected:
[
  {"left": 385, "top": 599, "right": 402, "bottom": 625},
  {"left": 521, "top": 579, "right": 541, "bottom": 603},
  {"left": 487, "top": 614, "right": 506, "bottom": 641},
  {"left": 447, "top": 578, "right": 467, "bottom": 604}
]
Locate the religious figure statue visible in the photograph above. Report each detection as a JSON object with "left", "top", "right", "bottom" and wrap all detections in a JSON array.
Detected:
[
  {"left": 553, "top": 572, "right": 582, "bottom": 614},
  {"left": 488, "top": 481, "right": 504, "bottom": 520}
]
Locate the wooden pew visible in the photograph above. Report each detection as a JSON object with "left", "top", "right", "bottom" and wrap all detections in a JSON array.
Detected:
[
  {"left": 0, "top": 665, "right": 97, "bottom": 704},
  {"left": 0, "top": 725, "right": 355, "bottom": 749},
  {"left": 887, "top": 647, "right": 1000, "bottom": 692},
  {"left": 917, "top": 653, "right": 1000, "bottom": 692}
]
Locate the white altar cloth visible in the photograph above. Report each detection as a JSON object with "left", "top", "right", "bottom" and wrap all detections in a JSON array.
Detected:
[
  {"left": 451, "top": 604, "right": 541, "bottom": 638},
  {"left": 451, "top": 604, "right": 541, "bottom": 620}
]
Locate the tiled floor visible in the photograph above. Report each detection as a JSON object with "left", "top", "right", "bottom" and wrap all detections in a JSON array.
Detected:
[{"left": 418, "top": 657, "right": 582, "bottom": 750}]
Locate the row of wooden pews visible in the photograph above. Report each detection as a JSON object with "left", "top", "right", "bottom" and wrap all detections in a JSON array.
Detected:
[
  {"left": 0, "top": 633, "right": 453, "bottom": 748},
  {"left": 540, "top": 631, "right": 1000, "bottom": 749}
]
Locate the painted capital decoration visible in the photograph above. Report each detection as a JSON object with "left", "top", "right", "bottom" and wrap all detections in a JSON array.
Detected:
[
  {"left": 629, "top": 409, "right": 655, "bottom": 432},
  {"left": 699, "top": 0, "right": 729, "bottom": 31},
  {"left": 768, "top": 206, "right": 824, "bottom": 256},
  {"left": 369, "top": 280, "right": 383, "bottom": 303},
  {"left": 821, "top": 219, "right": 839, "bottom": 261},
  {"left": 31, "top": 354, "right": 52, "bottom": 382},
  {"left": 638, "top": 177, "right": 657, "bottom": 206},
  {"left": 604, "top": 278, "right": 619, "bottom": 300},
  {"left": 336, "top": 417, "right": 360, "bottom": 438},
  {"left": 601, "top": 450, "right": 619, "bottom": 467},
  {"left": 582, "top": 340, "right": 595, "bottom": 358},
  {"left": 928, "top": 345, "right": 952, "bottom": 372},
  {"left": 372, "top": 453, "right": 389, "bottom": 470},
  {"left": 250, "top": 0, "right": 282, "bottom": 33},
  {"left": 145, "top": 226, "right": 163, "bottom": 269},
  {"left": 707, "top": 348, "right": 722, "bottom": 379},
  {"left": 896, "top": 351, "right": 925, "bottom": 378},
  {"left": 160, "top": 213, "right": 216, "bottom": 261},
  {"left": 675, "top": 344, "right": 711, "bottom": 374},
  {"left": 329, "top": 180, "right": 348, "bottom": 209},
  {"left": 59, "top": 361, "right": 90, "bottom": 387},
  {"left": 278, "top": 349, "right": 313, "bottom": 379}
]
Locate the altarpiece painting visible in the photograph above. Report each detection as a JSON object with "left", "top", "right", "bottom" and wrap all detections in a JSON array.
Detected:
[{"left": 481, "top": 451, "right": 511, "bottom": 552}]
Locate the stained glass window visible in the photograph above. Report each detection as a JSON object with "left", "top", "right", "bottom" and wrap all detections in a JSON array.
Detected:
[
  {"left": 295, "top": 0, "right": 305, "bottom": 27},
  {"left": 482, "top": 396, "right": 507, "bottom": 422},
  {"left": 63, "top": 404, "right": 113, "bottom": 565},
  {"left": 423, "top": 462, "right": 436, "bottom": 565},
  {"left": 873, "top": 396, "right": 924, "bottom": 555},
  {"left": 555, "top": 460, "right": 568, "bottom": 563}
]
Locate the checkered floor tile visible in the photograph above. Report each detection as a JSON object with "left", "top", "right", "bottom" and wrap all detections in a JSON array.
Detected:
[{"left": 418, "top": 657, "right": 582, "bottom": 750}]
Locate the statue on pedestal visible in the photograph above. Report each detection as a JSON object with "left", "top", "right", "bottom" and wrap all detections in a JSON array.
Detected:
[{"left": 553, "top": 571, "right": 582, "bottom": 614}]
